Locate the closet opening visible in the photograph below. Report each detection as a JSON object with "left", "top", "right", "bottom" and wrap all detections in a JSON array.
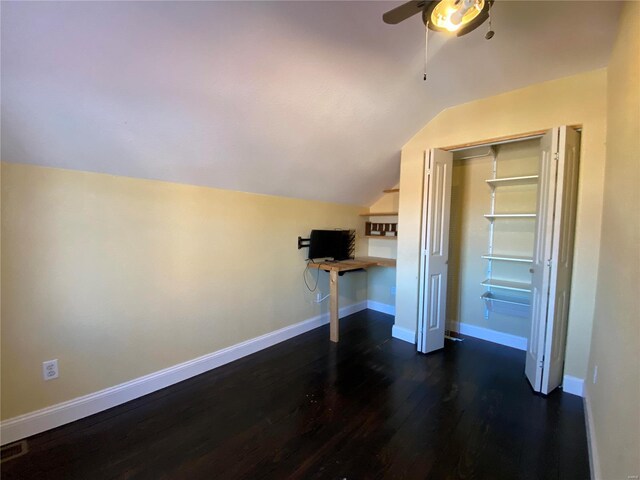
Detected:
[
  {"left": 446, "top": 138, "right": 541, "bottom": 351},
  {"left": 417, "top": 126, "right": 581, "bottom": 395}
]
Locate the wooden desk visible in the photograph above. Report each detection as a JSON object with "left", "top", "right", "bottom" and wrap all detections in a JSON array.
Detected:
[{"left": 307, "top": 256, "right": 396, "bottom": 342}]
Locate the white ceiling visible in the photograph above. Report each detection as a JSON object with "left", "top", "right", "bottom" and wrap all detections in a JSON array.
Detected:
[{"left": 1, "top": 1, "right": 621, "bottom": 205}]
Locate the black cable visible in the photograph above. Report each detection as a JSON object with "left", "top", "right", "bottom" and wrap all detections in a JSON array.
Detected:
[{"left": 303, "top": 259, "right": 320, "bottom": 292}]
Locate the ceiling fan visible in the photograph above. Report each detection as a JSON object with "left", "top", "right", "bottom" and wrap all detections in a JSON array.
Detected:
[{"left": 383, "top": 0, "right": 494, "bottom": 38}]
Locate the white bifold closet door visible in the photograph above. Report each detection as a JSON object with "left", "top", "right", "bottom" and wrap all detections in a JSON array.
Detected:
[
  {"left": 526, "top": 126, "right": 580, "bottom": 394},
  {"left": 417, "top": 148, "right": 453, "bottom": 354}
]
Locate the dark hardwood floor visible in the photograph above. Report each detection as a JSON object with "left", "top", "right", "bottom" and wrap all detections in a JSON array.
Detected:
[{"left": 1, "top": 310, "right": 590, "bottom": 480}]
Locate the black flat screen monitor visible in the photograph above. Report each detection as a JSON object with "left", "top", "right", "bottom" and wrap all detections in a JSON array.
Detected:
[{"left": 308, "top": 230, "right": 351, "bottom": 261}]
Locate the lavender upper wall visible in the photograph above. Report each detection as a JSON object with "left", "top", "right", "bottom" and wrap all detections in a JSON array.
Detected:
[{"left": 1, "top": 1, "right": 621, "bottom": 205}]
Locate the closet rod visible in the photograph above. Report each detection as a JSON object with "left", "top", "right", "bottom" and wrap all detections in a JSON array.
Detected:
[{"left": 456, "top": 148, "right": 494, "bottom": 161}]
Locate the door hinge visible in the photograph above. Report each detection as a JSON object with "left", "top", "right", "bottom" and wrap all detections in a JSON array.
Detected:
[
  {"left": 426, "top": 169, "right": 432, "bottom": 175},
  {"left": 546, "top": 258, "right": 552, "bottom": 267},
  {"left": 554, "top": 152, "right": 560, "bottom": 161}
]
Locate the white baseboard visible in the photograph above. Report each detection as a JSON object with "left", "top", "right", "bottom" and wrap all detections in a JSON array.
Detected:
[
  {"left": 447, "top": 321, "right": 528, "bottom": 351},
  {"left": 562, "top": 375, "right": 585, "bottom": 397},
  {"left": 366, "top": 300, "right": 395, "bottom": 316},
  {"left": 0, "top": 301, "right": 368, "bottom": 445},
  {"left": 584, "top": 390, "right": 601, "bottom": 480},
  {"left": 392, "top": 325, "right": 416, "bottom": 344}
]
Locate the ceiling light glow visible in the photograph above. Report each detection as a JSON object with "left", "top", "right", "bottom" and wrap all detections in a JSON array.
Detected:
[{"left": 430, "top": 0, "right": 485, "bottom": 33}]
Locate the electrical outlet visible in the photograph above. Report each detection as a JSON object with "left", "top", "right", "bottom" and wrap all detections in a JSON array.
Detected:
[
  {"left": 592, "top": 365, "right": 598, "bottom": 384},
  {"left": 390, "top": 286, "right": 397, "bottom": 296},
  {"left": 43, "top": 359, "right": 59, "bottom": 380},
  {"left": 316, "top": 292, "right": 323, "bottom": 303}
]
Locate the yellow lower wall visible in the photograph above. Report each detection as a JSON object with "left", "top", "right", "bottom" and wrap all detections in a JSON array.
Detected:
[
  {"left": 366, "top": 267, "right": 396, "bottom": 307},
  {"left": 0, "top": 163, "right": 367, "bottom": 419},
  {"left": 587, "top": 2, "right": 640, "bottom": 478},
  {"left": 397, "top": 68, "right": 607, "bottom": 379}
]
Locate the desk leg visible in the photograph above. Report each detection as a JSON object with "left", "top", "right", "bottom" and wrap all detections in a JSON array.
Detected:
[{"left": 329, "top": 270, "right": 339, "bottom": 342}]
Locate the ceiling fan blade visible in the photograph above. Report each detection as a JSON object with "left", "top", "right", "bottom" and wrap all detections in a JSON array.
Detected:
[{"left": 382, "top": 1, "right": 427, "bottom": 25}]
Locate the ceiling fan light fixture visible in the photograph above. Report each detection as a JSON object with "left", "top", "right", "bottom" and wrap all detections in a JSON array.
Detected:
[
  {"left": 431, "top": 0, "right": 483, "bottom": 32},
  {"left": 424, "top": 0, "right": 493, "bottom": 36}
]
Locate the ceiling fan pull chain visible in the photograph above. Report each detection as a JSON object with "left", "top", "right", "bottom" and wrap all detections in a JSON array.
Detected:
[
  {"left": 485, "top": 2, "right": 495, "bottom": 40},
  {"left": 424, "top": 21, "right": 429, "bottom": 81}
]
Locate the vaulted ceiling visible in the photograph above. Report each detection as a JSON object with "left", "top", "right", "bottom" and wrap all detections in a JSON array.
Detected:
[{"left": 1, "top": 1, "right": 621, "bottom": 205}]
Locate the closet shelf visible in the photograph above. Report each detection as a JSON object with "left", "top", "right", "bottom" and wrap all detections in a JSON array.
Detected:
[
  {"left": 365, "top": 235, "right": 397, "bottom": 240},
  {"left": 383, "top": 188, "right": 400, "bottom": 193},
  {"left": 359, "top": 212, "right": 398, "bottom": 217},
  {"left": 481, "top": 292, "right": 531, "bottom": 307},
  {"left": 484, "top": 213, "right": 536, "bottom": 220},
  {"left": 486, "top": 175, "right": 539, "bottom": 187},
  {"left": 481, "top": 278, "right": 532, "bottom": 293},
  {"left": 481, "top": 253, "right": 533, "bottom": 263}
]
